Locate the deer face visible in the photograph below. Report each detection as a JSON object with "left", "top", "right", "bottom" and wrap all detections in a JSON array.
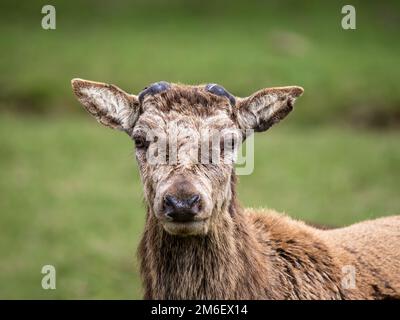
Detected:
[{"left": 72, "top": 79, "right": 303, "bottom": 236}]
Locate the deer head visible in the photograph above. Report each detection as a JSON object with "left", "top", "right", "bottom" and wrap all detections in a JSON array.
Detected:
[{"left": 71, "top": 79, "right": 303, "bottom": 236}]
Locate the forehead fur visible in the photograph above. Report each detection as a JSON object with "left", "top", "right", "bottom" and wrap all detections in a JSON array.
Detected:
[{"left": 141, "top": 84, "right": 234, "bottom": 117}]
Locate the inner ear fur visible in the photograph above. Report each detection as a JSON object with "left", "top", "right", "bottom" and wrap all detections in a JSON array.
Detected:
[
  {"left": 237, "top": 86, "right": 304, "bottom": 132},
  {"left": 71, "top": 78, "right": 140, "bottom": 131}
]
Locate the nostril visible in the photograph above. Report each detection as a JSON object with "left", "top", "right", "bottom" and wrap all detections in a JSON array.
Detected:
[
  {"left": 188, "top": 194, "right": 200, "bottom": 207},
  {"left": 164, "top": 195, "right": 176, "bottom": 208},
  {"left": 164, "top": 194, "right": 200, "bottom": 209}
]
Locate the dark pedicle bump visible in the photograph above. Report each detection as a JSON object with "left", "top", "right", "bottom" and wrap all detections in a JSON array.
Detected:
[
  {"left": 205, "top": 83, "right": 236, "bottom": 106},
  {"left": 138, "top": 81, "right": 170, "bottom": 103}
]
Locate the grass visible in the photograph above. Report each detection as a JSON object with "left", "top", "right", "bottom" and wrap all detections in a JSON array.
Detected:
[
  {"left": 0, "top": 0, "right": 400, "bottom": 125},
  {"left": 0, "top": 114, "right": 399, "bottom": 299}
]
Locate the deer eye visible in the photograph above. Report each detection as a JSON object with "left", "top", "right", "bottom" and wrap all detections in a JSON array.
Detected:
[{"left": 133, "top": 135, "right": 149, "bottom": 149}]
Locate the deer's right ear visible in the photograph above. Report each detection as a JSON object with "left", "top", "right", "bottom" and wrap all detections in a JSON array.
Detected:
[{"left": 71, "top": 78, "right": 140, "bottom": 132}]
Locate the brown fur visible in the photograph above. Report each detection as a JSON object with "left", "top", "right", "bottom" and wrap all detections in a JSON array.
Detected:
[
  {"left": 139, "top": 192, "right": 400, "bottom": 300},
  {"left": 71, "top": 79, "right": 400, "bottom": 300}
]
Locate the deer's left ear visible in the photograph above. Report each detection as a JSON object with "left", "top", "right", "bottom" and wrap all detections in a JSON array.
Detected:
[
  {"left": 71, "top": 78, "right": 140, "bottom": 132},
  {"left": 236, "top": 86, "right": 304, "bottom": 132}
]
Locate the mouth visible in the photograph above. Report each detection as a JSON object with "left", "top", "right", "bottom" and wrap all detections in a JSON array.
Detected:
[{"left": 162, "top": 219, "right": 209, "bottom": 236}]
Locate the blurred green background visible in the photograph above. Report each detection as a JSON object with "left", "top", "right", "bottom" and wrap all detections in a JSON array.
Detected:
[{"left": 0, "top": 0, "right": 399, "bottom": 299}]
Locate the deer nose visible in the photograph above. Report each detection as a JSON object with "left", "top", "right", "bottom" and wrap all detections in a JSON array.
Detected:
[{"left": 163, "top": 194, "right": 201, "bottom": 222}]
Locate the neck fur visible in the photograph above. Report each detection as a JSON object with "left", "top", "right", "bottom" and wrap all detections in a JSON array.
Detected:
[{"left": 138, "top": 173, "right": 273, "bottom": 299}]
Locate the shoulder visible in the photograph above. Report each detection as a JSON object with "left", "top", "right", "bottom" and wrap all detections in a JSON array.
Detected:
[{"left": 244, "top": 207, "right": 316, "bottom": 237}]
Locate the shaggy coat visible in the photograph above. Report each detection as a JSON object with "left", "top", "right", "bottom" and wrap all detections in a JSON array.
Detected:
[
  {"left": 139, "top": 201, "right": 400, "bottom": 299},
  {"left": 71, "top": 78, "right": 400, "bottom": 300}
]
